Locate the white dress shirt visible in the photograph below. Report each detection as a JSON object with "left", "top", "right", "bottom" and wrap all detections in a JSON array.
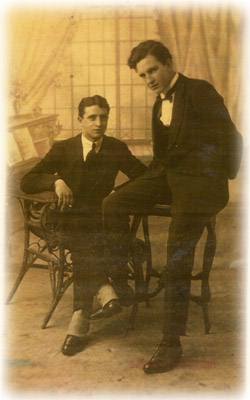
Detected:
[
  {"left": 81, "top": 134, "right": 103, "bottom": 161},
  {"left": 160, "top": 72, "right": 179, "bottom": 127}
]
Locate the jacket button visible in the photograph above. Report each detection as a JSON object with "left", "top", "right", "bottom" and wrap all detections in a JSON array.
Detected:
[{"left": 175, "top": 144, "right": 179, "bottom": 148}]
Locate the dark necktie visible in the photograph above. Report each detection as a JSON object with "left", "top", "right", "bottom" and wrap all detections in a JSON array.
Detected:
[{"left": 85, "top": 142, "right": 97, "bottom": 164}]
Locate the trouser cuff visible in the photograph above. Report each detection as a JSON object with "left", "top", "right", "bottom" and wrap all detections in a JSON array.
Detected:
[{"left": 67, "top": 309, "right": 90, "bottom": 337}]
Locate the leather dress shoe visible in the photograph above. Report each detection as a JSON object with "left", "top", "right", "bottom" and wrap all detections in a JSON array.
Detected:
[
  {"left": 143, "top": 340, "right": 182, "bottom": 374},
  {"left": 89, "top": 299, "right": 122, "bottom": 320},
  {"left": 61, "top": 334, "right": 88, "bottom": 356}
]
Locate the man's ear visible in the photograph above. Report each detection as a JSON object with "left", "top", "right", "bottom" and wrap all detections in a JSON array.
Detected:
[{"left": 78, "top": 116, "right": 82, "bottom": 122}]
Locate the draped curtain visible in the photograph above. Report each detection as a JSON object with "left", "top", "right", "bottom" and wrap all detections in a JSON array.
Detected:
[
  {"left": 155, "top": 7, "right": 243, "bottom": 126},
  {"left": 8, "top": 7, "right": 244, "bottom": 126},
  {"left": 8, "top": 10, "right": 78, "bottom": 115}
]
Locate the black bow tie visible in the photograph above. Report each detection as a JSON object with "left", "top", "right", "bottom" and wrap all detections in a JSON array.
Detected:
[{"left": 164, "top": 93, "right": 173, "bottom": 103}]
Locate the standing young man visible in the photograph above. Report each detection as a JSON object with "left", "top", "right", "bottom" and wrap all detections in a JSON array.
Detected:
[{"left": 102, "top": 41, "right": 242, "bottom": 374}]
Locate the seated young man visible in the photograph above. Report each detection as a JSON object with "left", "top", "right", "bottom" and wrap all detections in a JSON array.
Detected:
[{"left": 21, "top": 95, "right": 147, "bottom": 356}]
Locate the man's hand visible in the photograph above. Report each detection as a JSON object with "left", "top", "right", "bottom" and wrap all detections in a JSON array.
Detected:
[{"left": 54, "top": 179, "right": 74, "bottom": 211}]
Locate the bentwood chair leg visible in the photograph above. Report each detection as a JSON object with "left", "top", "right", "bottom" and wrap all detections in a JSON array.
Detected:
[
  {"left": 48, "top": 261, "right": 57, "bottom": 298},
  {"left": 142, "top": 216, "right": 153, "bottom": 282},
  {"left": 201, "top": 302, "right": 211, "bottom": 334},
  {"left": 125, "top": 303, "right": 139, "bottom": 335},
  {"left": 41, "top": 276, "right": 73, "bottom": 329},
  {"left": 41, "top": 247, "right": 72, "bottom": 329},
  {"left": 203, "top": 219, "right": 217, "bottom": 278},
  {"left": 130, "top": 215, "right": 146, "bottom": 299},
  {"left": 41, "top": 294, "right": 64, "bottom": 329},
  {"left": 142, "top": 216, "right": 156, "bottom": 307},
  {"left": 6, "top": 227, "right": 31, "bottom": 303},
  {"left": 6, "top": 256, "right": 29, "bottom": 303},
  {"left": 42, "top": 275, "right": 74, "bottom": 328}
]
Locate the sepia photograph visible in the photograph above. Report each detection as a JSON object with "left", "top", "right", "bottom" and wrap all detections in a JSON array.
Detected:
[{"left": 1, "top": 0, "right": 248, "bottom": 398}]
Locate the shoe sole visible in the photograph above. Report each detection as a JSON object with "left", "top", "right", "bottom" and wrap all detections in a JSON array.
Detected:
[
  {"left": 61, "top": 340, "right": 87, "bottom": 356},
  {"left": 143, "top": 353, "right": 182, "bottom": 374}
]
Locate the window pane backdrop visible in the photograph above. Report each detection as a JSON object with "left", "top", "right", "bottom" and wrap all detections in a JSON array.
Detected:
[{"left": 41, "top": 7, "right": 159, "bottom": 146}]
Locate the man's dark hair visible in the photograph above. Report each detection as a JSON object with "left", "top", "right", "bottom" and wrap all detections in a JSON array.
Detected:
[
  {"left": 78, "top": 95, "right": 110, "bottom": 118},
  {"left": 128, "top": 40, "right": 172, "bottom": 70}
]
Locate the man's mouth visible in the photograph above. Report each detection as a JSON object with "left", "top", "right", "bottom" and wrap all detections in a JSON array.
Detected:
[{"left": 149, "top": 84, "right": 159, "bottom": 90}]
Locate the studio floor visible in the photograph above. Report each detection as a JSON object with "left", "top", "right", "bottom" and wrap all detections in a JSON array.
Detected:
[{"left": 3, "top": 200, "right": 247, "bottom": 398}]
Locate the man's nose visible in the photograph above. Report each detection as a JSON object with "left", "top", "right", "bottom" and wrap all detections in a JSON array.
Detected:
[
  {"left": 95, "top": 117, "right": 102, "bottom": 126},
  {"left": 145, "top": 74, "right": 154, "bottom": 85}
]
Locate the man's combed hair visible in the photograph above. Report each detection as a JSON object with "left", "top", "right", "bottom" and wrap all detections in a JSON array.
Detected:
[
  {"left": 128, "top": 40, "right": 172, "bottom": 70},
  {"left": 78, "top": 95, "right": 110, "bottom": 118}
]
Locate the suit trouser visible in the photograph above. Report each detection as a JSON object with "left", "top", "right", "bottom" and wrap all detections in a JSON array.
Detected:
[
  {"left": 58, "top": 210, "right": 108, "bottom": 315},
  {"left": 102, "top": 171, "right": 214, "bottom": 336}
]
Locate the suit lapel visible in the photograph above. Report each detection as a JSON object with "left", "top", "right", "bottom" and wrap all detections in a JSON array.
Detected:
[
  {"left": 168, "top": 74, "right": 186, "bottom": 145},
  {"left": 154, "top": 96, "right": 162, "bottom": 121},
  {"left": 64, "top": 133, "right": 83, "bottom": 167},
  {"left": 98, "top": 135, "right": 109, "bottom": 159},
  {"left": 71, "top": 133, "right": 83, "bottom": 164},
  {"left": 65, "top": 134, "right": 83, "bottom": 191}
]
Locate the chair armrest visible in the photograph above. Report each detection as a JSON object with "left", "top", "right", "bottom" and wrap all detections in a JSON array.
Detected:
[{"left": 13, "top": 190, "right": 57, "bottom": 204}]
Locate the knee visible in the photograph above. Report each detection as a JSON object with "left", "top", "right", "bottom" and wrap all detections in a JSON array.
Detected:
[{"left": 102, "top": 191, "right": 121, "bottom": 216}]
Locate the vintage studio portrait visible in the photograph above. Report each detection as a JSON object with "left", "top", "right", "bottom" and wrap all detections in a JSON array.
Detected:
[{"left": 4, "top": 3, "right": 246, "bottom": 397}]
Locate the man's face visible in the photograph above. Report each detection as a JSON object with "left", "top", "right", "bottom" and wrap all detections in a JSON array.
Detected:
[
  {"left": 136, "top": 54, "right": 174, "bottom": 95},
  {"left": 79, "top": 105, "right": 109, "bottom": 141}
]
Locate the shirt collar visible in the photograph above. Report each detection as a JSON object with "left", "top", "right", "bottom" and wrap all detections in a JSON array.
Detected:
[
  {"left": 81, "top": 133, "right": 103, "bottom": 153},
  {"left": 160, "top": 72, "right": 179, "bottom": 100}
]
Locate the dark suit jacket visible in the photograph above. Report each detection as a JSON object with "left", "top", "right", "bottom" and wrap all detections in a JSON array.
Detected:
[
  {"left": 21, "top": 134, "right": 147, "bottom": 209},
  {"left": 150, "top": 73, "right": 242, "bottom": 214}
]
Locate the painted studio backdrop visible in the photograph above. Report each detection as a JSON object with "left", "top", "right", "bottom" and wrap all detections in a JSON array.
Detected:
[{"left": 8, "top": 6, "right": 244, "bottom": 198}]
